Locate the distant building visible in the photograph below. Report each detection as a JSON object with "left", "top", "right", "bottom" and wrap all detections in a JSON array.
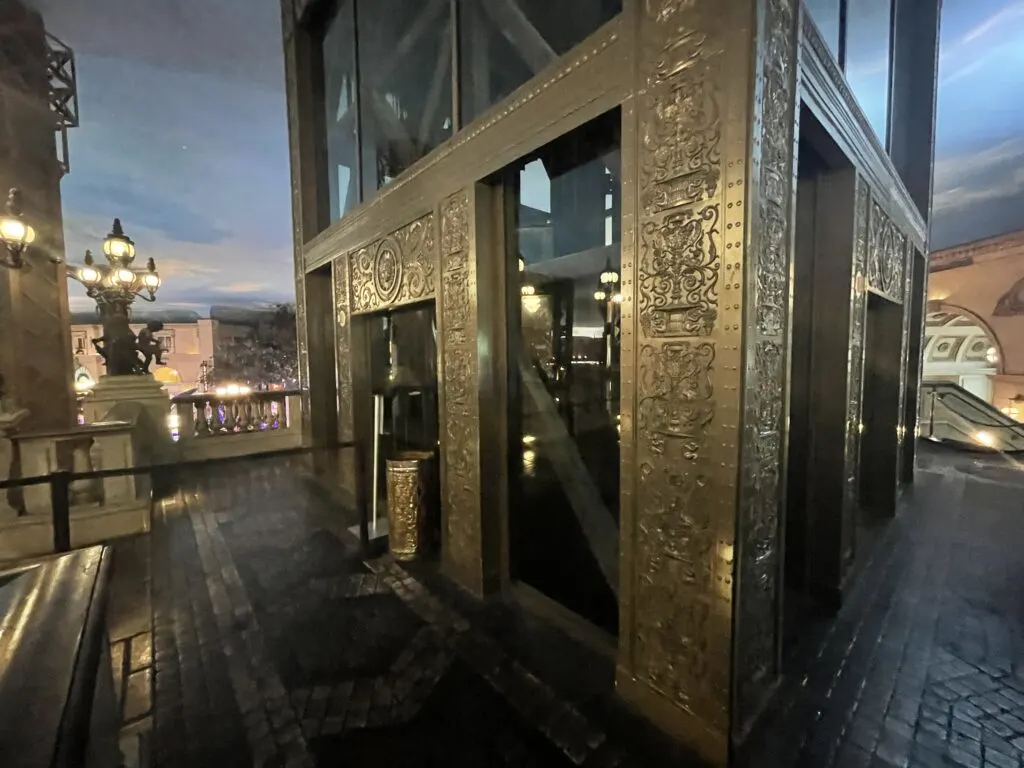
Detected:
[
  {"left": 927, "top": 229, "right": 1024, "bottom": 414},
  {"left": 70, "top": 309, "right": 214, "bottom": 397},
  {"left": 69, "top": 304, "right": 293, "bottom": 396}
]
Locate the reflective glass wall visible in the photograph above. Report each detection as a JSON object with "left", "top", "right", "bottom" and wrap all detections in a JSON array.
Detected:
[
  {"left": 311, "top": 0, "right": 621, "bottom": 238},
  {"left": 802, "top": 0, "right": 895, "bottom": 150},
  {"left": 508, "top": 110, "right": 621, "bottom": 635},
  {"left": 459, "top": 0, "right": 621, "bottom": 123}
]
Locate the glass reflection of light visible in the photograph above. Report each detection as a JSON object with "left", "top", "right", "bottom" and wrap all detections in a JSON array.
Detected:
[
  {"left": 168, "top": 406, "right": 180, "bottom": 443},
  {"left": 523, "top": 448, "right": 537, "bottom": 476}
]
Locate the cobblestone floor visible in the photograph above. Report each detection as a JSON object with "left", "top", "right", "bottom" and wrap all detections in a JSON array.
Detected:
[{"left": 104, "top": 447, "right": 1024, "bottom": 767}]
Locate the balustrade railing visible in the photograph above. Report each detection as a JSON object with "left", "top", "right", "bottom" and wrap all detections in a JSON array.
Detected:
[{"left": 171, "top": 390, "right": 299, "bottom": 439}]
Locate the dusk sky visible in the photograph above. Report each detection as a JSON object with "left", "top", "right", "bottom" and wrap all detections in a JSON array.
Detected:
[{"left": 29, "top": 0, "right": 1024, "bottom": 312}]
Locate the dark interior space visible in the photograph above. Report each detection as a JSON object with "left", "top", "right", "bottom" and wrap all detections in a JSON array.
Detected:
[
  {"left": 859, "top": 292, "right": 903, "bottom": 522},
  {"left": 506, "top": 109, "right": 621, "bottom": 637},
  {"left": 782, "top": 116, "right": 858, "bottom": 660},
  {"left": 363, "top": 303, "right": 441, "bottom": 544}
]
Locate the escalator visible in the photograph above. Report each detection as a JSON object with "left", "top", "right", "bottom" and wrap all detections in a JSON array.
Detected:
[{"left": 919, "top": 381, "right": 1024, "bottom": 454}]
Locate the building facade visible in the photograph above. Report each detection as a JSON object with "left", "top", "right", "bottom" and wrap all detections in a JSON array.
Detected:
[
  {"left": 926, "top": 229, "right": 1024, "bottom": 416},
  {"left": 0, "top": 0, "right": 79, "bottom": 431},
  {"left": 280, "top": 0, "right": 940, "bottom": 762},
  {"left": 70, "top": 310, "right": 215, "bottom": 397}
]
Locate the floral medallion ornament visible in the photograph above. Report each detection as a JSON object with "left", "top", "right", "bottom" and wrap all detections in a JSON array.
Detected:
[{"left": 373, "top": 237, "right": 403, "bottom": 305}]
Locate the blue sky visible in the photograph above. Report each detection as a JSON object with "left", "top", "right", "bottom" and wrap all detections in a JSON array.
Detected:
[
  {"left": 931, "top": 0, "right": 1024, "bottom": 249},
  {"left": 30, "top": 0, "right": 1024, "bottom": 312}
]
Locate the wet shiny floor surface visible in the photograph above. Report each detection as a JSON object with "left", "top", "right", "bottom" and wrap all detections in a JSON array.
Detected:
[{"left": 104, "top": 447, "right": 1024, "bottom": 766}]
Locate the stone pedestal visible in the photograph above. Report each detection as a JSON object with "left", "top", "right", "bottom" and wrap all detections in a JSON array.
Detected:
[
  {"left": 84, "top": 375, "right": 174, "bottom": 464},
  {"left": 0, "top": 408, "right": 29, "bottom": 519}
]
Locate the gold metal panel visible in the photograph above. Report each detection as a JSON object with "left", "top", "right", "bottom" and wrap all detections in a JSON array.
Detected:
[
  {"left": 617, "top": 0, "right": 796, "bottom": 757},
  {"left": 436, "top": 189, "right": 485, "bottom": 593},
  {"left": 895, "top": 235, "right": 916, "bottom": 468},
  {"left": 733, "top": 0, "right": 798, "bottom": 735},
  {"left": 866, "top": 199, "right": 908, "bottom": 302},
  {"left": 842, "top": 176, "right": 870, "bottom": 565},
  {"left": 333, "top": 255, "right": 356, "bottom": 494},
  {"left": 349, "top": 214, "right": 437, "bottom": 315}
]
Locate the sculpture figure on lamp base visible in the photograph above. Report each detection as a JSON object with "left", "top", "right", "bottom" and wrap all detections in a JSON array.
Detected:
[{"left": 92, "top": 312, "right": 165, "bottom": 376}]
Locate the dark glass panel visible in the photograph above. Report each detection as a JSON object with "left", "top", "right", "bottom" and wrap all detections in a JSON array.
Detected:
[
  {"left": 845, "top": 0, "right": 893, "bottom": 146},
  {"left": 459, "top": 0, "right": 622, "bottom": 123},
  {"left": 358, "top": 0, "right": 453, "bottom": 194},
  {"left": 509, "top": 110, "right": 621, "bottom": 634},
  {"left": 805, "top": 0, "right": 841, "bottom": 60},
  {"left": 319, "top": 0, "right": 359, "bottom": 225}
]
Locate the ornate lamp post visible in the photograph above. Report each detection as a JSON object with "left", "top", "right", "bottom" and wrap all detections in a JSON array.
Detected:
[
  {"left": 593, "top": 259, "right": 621, "bottom": 369},
  {"left": 66, "top": 219, "right": 164, "bottom": 376}
]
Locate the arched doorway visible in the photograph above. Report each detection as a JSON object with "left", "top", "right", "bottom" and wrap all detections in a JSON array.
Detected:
[{"left": 923, "top": 307, "right": 1002, "bottom": 403}]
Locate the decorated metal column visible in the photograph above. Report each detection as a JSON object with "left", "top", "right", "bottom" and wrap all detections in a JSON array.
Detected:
[{"left": 616, "top": 0, "right": 798, "bottom": 762}]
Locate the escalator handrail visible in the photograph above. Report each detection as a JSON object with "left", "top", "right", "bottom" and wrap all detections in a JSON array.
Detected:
[
  {"left": 935, "top": 394, "right": 1024, "bottom": 431},
  {"left": 922, "top": 382, "right": 1024, "bottom": 440}
]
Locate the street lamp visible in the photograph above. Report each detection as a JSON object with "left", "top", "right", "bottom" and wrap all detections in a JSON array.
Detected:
[
  {"left": 0, "top": 188, "right": 36, "bottom": 269},
  {"left": 67, "top": 219, "right": 160, "bottom": 307},
  {"left": 66, "top": 219, "right": 164, "bottom": 376}
]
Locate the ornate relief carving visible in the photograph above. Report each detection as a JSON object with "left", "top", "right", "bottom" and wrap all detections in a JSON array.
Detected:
[
  {"left": 333, "top": 256, "right": 356, "bottom": 499},
  {"left": 843, "top": 178, "right": 870, "bottom": 566},
  {"left": 350, "top": 214, "right": 436, "bottom": 315},
  {"left": 634, "top": 339, "right": 724, "bottom": 722},
  {"left": 867, "top": 200, "right": 906, "bottom": 300},
  {"left": 438, "top": 191, "right": 481, "bottom": 587},
  {"left": 294, "top": 248, "right": 311, "bottom": 436},
  {"left": 628, "top": 0, "right": 732, "bottom": 739},
  {"left": 895, "top": 236, "right": 915, "bottom": 470},
  {"left": 735, "top": 0, "right": 796, "bottom": 730},
  {"left": 638, "top": 206, "right": 721, "bottom": 338}
]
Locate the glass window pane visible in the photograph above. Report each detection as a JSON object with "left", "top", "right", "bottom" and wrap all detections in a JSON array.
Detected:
[
  {"left": 460, "top": 0, "right": 622, "bottom": 124},
  {"left": 510, "top": 110, "right": 621, "bottom": 634},
  {"left": 845, "top": 0, "right": 893, "bottom": 147},
  {"left": 320, "top": 0, "right": 359, "bottom": 226},
  {"left": 805, "top": 0, "right": 840, "bottom": 60},
  {"left": 358, "top": 0, "right": 453, "bottom": 195}
]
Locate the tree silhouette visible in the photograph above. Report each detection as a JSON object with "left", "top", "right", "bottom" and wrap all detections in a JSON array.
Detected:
[{"left": 215, "top": 303, "right": 299, "bottom": 388}]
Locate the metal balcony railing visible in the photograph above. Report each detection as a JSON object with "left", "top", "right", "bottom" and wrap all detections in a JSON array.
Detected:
[{"left": 0, "top": 443, "right": 361, "bottom": 562}]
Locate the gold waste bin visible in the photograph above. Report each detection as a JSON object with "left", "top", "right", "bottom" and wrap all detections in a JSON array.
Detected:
[{"left": 385, "top": 450, "right": 436, "bottom": 560}]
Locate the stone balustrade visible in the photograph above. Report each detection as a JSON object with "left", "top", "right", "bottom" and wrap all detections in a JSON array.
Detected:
[
  {"left": 171, "top": 390, "right": 303, "bottom": 460},
  {"left": 0, "top": 419, "right": 150, "bottom": 561}
]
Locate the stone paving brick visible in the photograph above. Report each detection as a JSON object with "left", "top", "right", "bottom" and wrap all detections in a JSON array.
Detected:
[{"left": 122, "top": 450, "right": 1024, "bottom": 767}]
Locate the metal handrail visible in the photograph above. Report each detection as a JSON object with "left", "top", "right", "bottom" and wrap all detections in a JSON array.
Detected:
[{"left": 0, "top": 442, "right": 357, "bottom": 555}]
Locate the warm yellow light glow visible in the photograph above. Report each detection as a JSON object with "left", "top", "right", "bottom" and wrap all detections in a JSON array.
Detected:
[
  {"left": 594, "top": 289, "right": 607, "bottom": 301},
  {"left": 0, "top": 218, "right": 24, "bottom": 243},
  {"left": 974, "top": 430, "right": 995, "bottom": 447},
  {"left": 522, "top": 434, "right": 536, "bottom": 445},
  {"left": 612, "top": 292, "right": 623, "bottom": 303},
  {"left": 79, "top": 266, "right": 101, "bottom": 285},
  {"left": 986, "top": 347, "right": 999, "bottom": 365},
  {"left": 104, "top": 237, "right": 135, "bottom": 260},
  {"left": 142, "top": 271, "right": 160, "bottom": 289},
  {"left": 115, "top": 268, "right": 135, "bottom": 286},
  {"left": 215, "top": 386, "right": 227, "bottom": 397},
  {"left": 522, "top": 295, "right": 542, "bottom": 313},
  {"left": 518, "top": 257, "right": 525, "bottom": 273},
  {"left": 520, "top": 284, "right": 535, "bottom": 296}
]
